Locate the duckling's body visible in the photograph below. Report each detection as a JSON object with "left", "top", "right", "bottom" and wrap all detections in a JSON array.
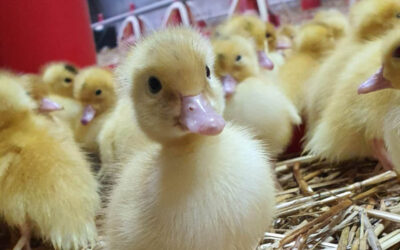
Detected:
[
  {"left": 225, "top": 77, "right": 301, "bottom": 156},
  {"left": 0, "top": 75, "right": 99, "bottom": 250},
  {"left": 306, "top": 30, "right": 400, "bottom": 166},
  {"left": 305, "top": 0, "right": 400, "bottom": 138},
  {"left": 105, "top": 27, "right": 275, "bottom": 250}
]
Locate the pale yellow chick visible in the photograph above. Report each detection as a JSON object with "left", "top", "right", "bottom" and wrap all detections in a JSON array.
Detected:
[
  {"left": 213, "top": 35, "right": 301, "bottom": 156},
  {"left": 279, "top": 22, "right": 335, "bottom": 113},
  {"left": 105, "top": 27, "right": 276, "bottom": 250},
  {"left": 73, "top": 67, "right": 117, "bottom": 153}
]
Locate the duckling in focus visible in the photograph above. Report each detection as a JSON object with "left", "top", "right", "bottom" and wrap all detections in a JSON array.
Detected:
[
  {"left": 279, "top": 22, "right": 335, "bottom": 112},
  {"left": 0, "top": 74, "right": 99, "bottom": 250},
  {"left": 105, "top": 27, "right": 276, "bottom": 250},
  {"left": 218, "top": 14, "right": 274, "bottom": 70},
  {"left": 305, "top": 29, "right": 400, "bottom": 171},
  {"left": 213, "top": 35, "right": 301, "bottom": 156},
  {"left": 304, "top": 0, "right": 400, "bottom": 140},
  {"left": 73, "top": 67, "right": 117, "bottom": 153}
]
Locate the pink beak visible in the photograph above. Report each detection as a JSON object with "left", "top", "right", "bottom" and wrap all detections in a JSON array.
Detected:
[
  {"left": 179, "top": 94, "right": 225, "bottom": 135},
  {"left": 358, "top": 66, "right": 393, "bottom": 94},
  {"left": 276, "top": 41, "right": 292, "bottom": 50},
  {"left": 257, "top": 50, "right": 274, "bottom": 70},
  {"left": 81, "top": 105, "right": 96, "bottom": 125},
  {"left": 222, "top": 75, "right": 238, "bottom": 98},
  {"left": 39, "top": 98, "right": 63, "bottom": 112}
]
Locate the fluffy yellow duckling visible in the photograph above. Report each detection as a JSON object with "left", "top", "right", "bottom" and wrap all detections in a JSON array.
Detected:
[
  {"left": 41, "top": 62, "right": 79, "bottom": 98},
  {"left": 213, "top": 35, "right": 301, "bottom": 156},
  {"left": 105, "top": 27, "right": 276, "bottom": 250},
  {"left": 304, "top": 0, "right": 400, "bottom": 139},
  {"left": 73, "top": 67, "right": 117, "bottom": 153},
  {"left": 306, "top": 29, "right": 400, "bottom": 170},
  {"left": 0, "top": 74, "right": 99, "bottom": 250},
  {"left": 218, "top": 14, "right": 274, "bottom": 70},
  {"left": 279, "top": 22, "right": 335, "bottom": 112}
]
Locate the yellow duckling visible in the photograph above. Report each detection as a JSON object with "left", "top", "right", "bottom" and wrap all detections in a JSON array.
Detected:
[{"left": 105, "top": 27, "right": 276, "bottom": 250}]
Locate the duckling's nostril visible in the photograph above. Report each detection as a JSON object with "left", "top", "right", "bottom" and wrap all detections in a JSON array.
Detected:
[{"left": 188, "top": 106, "right": 195, "bottom": 112}]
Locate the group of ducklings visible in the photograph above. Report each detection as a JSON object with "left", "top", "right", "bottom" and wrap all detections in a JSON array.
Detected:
[{"left": 2, "top": 0, "right": 400, "bottom": 249}]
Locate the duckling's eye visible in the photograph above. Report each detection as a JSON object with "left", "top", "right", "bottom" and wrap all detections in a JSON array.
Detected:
[
  {"left": 236, "top": 55, "right": 242, "bottom": 62},
  {"left": 148, "top": 76, "right": 162, "bottom": 94},
  {"left": 95, "top": 89, "right": 102, "bottom": 96},
  {"left": 64, "top": 77, "right": 72, "bottom": 83},
  {"left": 206, "top": 66, "right": 211, "bottom": 79},
  {"left": 396, "top": 13, "right": 400, "bottom": 18},
  {"left": 266, "top": 33, "right": 272, "bottom": 38}
]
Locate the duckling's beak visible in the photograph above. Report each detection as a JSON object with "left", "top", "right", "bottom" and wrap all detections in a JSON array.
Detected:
[
  {"left": 257, "top": 51, "right": 274, "bottom": 70},
  {"left": 276, "top": 41, "right": 292, "bottom": 50},
  {"left": 179, "top": 94, "right": 225, "bottom": 135},
  {"left": 81, "top": 105, "right": 96, "bottom": 125},
  {"left": 38, "top": 98, "right": 63, "bottom": 112},
  {"left": 222, "top": 75, "right": 237, "bottom": 98},
  {"left": 358, "top": 66, "right": 393, "bottom": 94}
]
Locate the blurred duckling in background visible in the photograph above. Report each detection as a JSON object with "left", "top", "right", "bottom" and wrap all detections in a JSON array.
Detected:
[
  {"left": 278, "top": 24, "right": 298, "bottom": 57},
  {"left": 213, "top": 35, "right": 301, "bottom": 156},
  {"left": 312, "top": 9, "right": 349, "bottom": 41},
  {"left": 0, "top": 74, "right": 99, "bottom": 250},
  {"left": 73, "top": 67, "right": 117, "bottom": 153},
  {"left": 41, "top": 62, "right": 79, "bottom": 98},
  {"left": 105, "top": 27, "right": 276, "bottom": 250},
  {"left": 306, "top": 29, "right": 400, "bottom": 171},
  {"left": 304, "top": 0, "right": 400, "bottom": 139},
  {"left": 217, "top": 14, "right": 275, "bottom": 70},
  {"left": 279, "top": 22, "right": 335, "bottom": 113}
]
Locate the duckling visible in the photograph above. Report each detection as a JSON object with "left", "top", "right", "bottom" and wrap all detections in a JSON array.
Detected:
[
  {"left": 304, "top": 0, "right": 400, "bottom": 139},
  {"left": 213, "top": 35, "right": 301, "bottom": 156},
  {"left": 105, "top": 27, "right": 276, "bottom": 250},
  {"left": 265, "top": 22, "right": 286, "bottom": 71},
  {"left": 0, "top": 74, "right": 99, "bottom": 250},
  {"left": 73, "top": 67, "right": 117, "bottom": 153},
  {"left": 279, "top": 22, "right": 335, "bottom": 112},
  {"left": 219, "top": 14, "right": 274, "bottom": 70},
  {"left": 305, "top": 29, "right": 400, "bottom": 170},
  {"left": 312, "top": 9, "right": 349, "bottom": 41},
  {"left": 41, "top": 62, "right": 79, "bottom": 98}
]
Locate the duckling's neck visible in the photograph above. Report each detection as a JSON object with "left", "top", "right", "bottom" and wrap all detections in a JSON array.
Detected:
[{"left": 162, "top": 134, "right": 207, "bottom": 149}]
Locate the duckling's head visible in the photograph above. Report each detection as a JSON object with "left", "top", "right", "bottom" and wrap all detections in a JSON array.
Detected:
[
  {"left": 350, "top": 0, "right": 400, "bottom": 41},
  {"left": 0, "top": 74, "right": 35, "bottom": 127},
  {"left": 74, "top": 67, "right": 117, "bottom": 125},
  {"left": 294, "top": 23, "right": 335, "bottom": 56},
  {"left": 223, "top": 15, "right": 274, "bottom": 70},
  {"left": 358, "top": 31, "right": 400, "bottom": 94},
  {"left": 265, "top": 22, "right": 277, "bottom": 51},
  {"left": 41, "top": 62, "right": 79, "bottom": 97},
  {"left": 213, "top": 35, "right": 259, "bottom": 97},
  {"left": 119, "top": 27, "right": 225, "bottom": 143},
  {"left": 313, "top": 9, "right": 349, "bottom": 41}
]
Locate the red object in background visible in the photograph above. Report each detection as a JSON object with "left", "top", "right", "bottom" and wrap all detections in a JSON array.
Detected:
[
  {"left": 237, "top": 0, "right": 258, "bottom": 13},
  {"left": 0, "top": 0, "right": 96, "bottom": 74},
  {"left": 268, "top": 9, "right": 280, "bottom": 27},
  {"left": 301, "top": 0, "right": 321, "bottom": 10}
]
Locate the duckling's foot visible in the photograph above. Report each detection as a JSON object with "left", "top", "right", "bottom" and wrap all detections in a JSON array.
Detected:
[
  {"left": 372, "top": 138, "right": 394, "bottom": 170},
  {"left": 13, "top": 223, "right": 31, "bottom": 250}
]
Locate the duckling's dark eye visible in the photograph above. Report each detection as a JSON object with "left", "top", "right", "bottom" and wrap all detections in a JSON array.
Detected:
[
  {"left": 206, "top": 66, "right": 211, "bottom": 79},
  {"left": 148, "top": 76, "right": 162, "bottom": 94},
  {"left": 236, "top": 55, "right": 242, "bottom": 62},
  {"left": 393, "top": 47, "right": 400, "bottom": 58},
  {"left": 64, "top": 77, "right": 72, "bottom": 83},
  {"left": 95, "top": 89, "right": 102, "bottom": 96},
  {"left": 396, "top": 13, "right": 400, "bottom": 18},
  {"left": 266, "top": 33, "right": 272, "bottom": 38}
]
